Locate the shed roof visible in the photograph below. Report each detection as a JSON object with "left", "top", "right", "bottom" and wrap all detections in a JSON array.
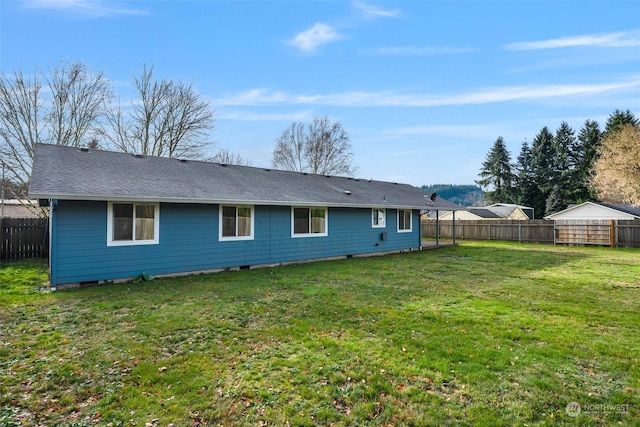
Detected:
[
  {"left": 600, "top": 203, "right": 640, "bottom": 218},
  {"left": 29, "top": 144, "right": 462, "bottom": 210},
  {"left": 0, "top": 200, "right": 41, "bottom": 218}
]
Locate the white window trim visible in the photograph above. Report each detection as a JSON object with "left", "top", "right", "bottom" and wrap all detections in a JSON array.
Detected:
[
  {"left": 107, "top": 202, "right": 160, "bottom": 246},
  {"left": 291, "top": 206, "right": 328, "bottom": 238},
  {"left": 219, "top": 205, "right": 255, "bottom": 241},
  {"left": 397, "top": 209, "right": 412, "bottom": 233},
  {"left": 372, "top": 208, "right": 386, "bottom": 228}
]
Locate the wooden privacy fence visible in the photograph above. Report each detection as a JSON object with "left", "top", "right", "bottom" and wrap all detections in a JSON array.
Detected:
[
  {"left": 421, "top": 219, "right": 640, "bottom": 248},
  {"left": 555, "top": 219, "right": 640, "bottom": 248},
  {"left": 0, "top": 217, "right": 49, "bottom": 260},
  {"left": 422, "top": 219, "right": 555, "bottom": 244},
  {"left": 616, "top": 220, "right": 640, "bottom": 247}
]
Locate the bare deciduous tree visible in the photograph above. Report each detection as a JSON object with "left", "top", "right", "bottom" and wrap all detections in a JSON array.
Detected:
[
  {"left": 211, "top": 148, "right": 251, "bottom": 166},
  {"left": 592, "top": 124, "right": 640, "bottom": 205},
  {"left": 272, "top": 116, "right": 356, "bottom": 176},
  {"left": 102, "top": 64, "right": 215, "bottom": 159},
  {"left": 0, "top": 61, "right": 111, "bottom": 195},
  {"left": 272, "top": 121, "right": 306, "bottom": 172}
]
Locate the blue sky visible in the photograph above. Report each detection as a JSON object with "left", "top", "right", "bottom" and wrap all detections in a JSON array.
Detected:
[{"left": 1, "top": 0, "right": 639, "bottom": 187}]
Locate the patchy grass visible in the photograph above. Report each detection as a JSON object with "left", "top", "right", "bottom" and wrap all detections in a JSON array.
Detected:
[
  {"left": 0, "top": 259, "right": 50, "bottom": 305},
  {"left": 1, "top": 241, "right": 639, "bottom": 426}
]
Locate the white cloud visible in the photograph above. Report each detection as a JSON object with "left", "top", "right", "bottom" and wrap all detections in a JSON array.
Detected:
[
  {"left": 505, "top": 30, "right": 640, "bottom": 50},
  {"left": 289, "top": 23, "right": 344, "bottom": 53},
  {"left": 216, "top": 76, "right": 640, "bottom": 108},
  {"left": 216, "top": 89, "right": 290, "bottom": 106},
  {"left": 287, "top": 2, "right": 399, "bottom": 54},
  {"left": 361, "top": 45, "right": 477, "bottom": 56},
  {"left": 382, "top": 124, "right": 500, "bottom": 139},
  {"left": 353, "top": 2, "right": 400, "bottom": 18},
  {"left": 217, "top": 110, "right": 312, "bottom": 122},
  {"left": 24, "top": 0, "right": 147, "bottom": 17}
]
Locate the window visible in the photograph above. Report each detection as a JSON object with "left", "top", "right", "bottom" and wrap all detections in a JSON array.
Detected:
[
  {"left": 107, "top": 202, "right": 159, "bottom": 246},
  {"left": 398, "top": 209, "right": 412, "bottom": 232},
  {"left": 372, "top": 208, "right": 386, "bottom": 228},
  {"left": 292, "top": 207, "right": 327, "bottom": 237},
  {"left": 220, "top": 205, "right": 254, "bottom": 240}
]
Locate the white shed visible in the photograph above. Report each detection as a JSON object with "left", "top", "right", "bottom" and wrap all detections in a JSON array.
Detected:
[
  {"left": 545, "top": 202, "right": 640, "bottom": 246},
  {"left": 545, "top": 202, "right": 640, "bottom": 221}
]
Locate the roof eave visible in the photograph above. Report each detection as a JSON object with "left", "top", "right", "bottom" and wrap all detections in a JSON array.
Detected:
[{"left": 29, "top": 193, "right": 440, "bottom": 210}]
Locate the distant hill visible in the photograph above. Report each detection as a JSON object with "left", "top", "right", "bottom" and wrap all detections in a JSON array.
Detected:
[{"left": 420, "top": 184, "right": 485, "bottom": 207}]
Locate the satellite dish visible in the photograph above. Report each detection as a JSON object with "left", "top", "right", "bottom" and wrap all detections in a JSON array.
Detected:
[{"left": 430, "top": 192, "right": 438, "bottom": 201}]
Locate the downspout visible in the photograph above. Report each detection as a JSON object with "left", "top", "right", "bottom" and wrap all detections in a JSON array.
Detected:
[
  {"left": 48, "top": 199, "right": 56, "bottom": 291},
  {"left": 417, "top": 210, "right": 422, "bottom": 250}
]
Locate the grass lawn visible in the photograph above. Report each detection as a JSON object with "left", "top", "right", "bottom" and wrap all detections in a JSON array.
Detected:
[{"left": 1, "top": 241, "right": 639, "bottom": 426}]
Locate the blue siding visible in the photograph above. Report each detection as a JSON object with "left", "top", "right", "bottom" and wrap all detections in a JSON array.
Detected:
[{"left": 50, "top": 201, "right": 422, "bottom": 285}]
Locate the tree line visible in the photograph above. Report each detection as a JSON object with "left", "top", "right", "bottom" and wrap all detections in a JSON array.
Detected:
[
  {"left": 476, "top": 109, "right": 639, "bottom": 218},
  {"left": 420, "top": 184, "right": 484, "bottom": 207},
  {"left": 0, "top": 61, "right": 356, "bottom": 201}
]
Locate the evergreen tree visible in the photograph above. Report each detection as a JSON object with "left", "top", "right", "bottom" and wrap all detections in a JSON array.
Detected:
[
  {"left": 604, "top": 109, "right": 639, "bottom": 135},
  {"left": 476, "top": 136, "right": 514, "bottom": 203},
  {"left": 549, "top": 121, "right": 577, "bottom": 214},
  {"left": 575, "top": 119, "right": 602, "bottom": 200},
  {"left": 420, "top": 184, "right": 484, "bottom": 207},
  {"left": 514, "top": 140, "right": 539, "bottom": 215},
  {"left": 530, "top": 127, "right": 555, "bottom": 217},
  {"left": 545, "top": 184, "right": 566, "bottom": 215}
]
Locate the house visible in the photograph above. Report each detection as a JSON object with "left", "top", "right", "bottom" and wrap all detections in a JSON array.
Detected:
[
  {"left": 431, "top": 203, "right": 531, "bottom": 221},
  {"left": 485, "top": 203, "right": 534, "bottom": 220},
  {"left": 29, "top": 143, "right": 461, "bottom": 289}
]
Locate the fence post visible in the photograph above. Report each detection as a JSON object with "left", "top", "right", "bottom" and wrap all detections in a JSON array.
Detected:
[
  {"left": 518, "top": 222, "right": 522, "bottom": 243},
  {"left": 610, "top": 219, "right": 616, "bottom": 248}
]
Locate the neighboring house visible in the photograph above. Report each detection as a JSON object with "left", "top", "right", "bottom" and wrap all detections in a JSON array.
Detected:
[
  {"left": 29, "top": 143, "right": 461, "bottom": 289},
  {"left": 486, "top": 203, "right": 534, "bottom": 220},
  {"left": 544, "top": 201, "right": 640, "bottom": 221},
  {"left": 431, "top": 204, "right": 531, "bottom": 221},
  {"left": 0, "top": 199, "right": 41, "bottom": 219}
]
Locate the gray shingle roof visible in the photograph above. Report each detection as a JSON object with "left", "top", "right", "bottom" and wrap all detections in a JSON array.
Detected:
[
  {"left": 467, "top": 208, "right": 502, "bottom": 219},
  {"left": 29, "top": 144, "right": 462, "bottom": 210},
  {"left": 599, "top": 203, "right": 640, "bottom": 217}
]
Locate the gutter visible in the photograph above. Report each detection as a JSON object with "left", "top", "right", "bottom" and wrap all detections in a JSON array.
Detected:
[{"left": 28, "top": 193, "right": 441, "bottom": 211}]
